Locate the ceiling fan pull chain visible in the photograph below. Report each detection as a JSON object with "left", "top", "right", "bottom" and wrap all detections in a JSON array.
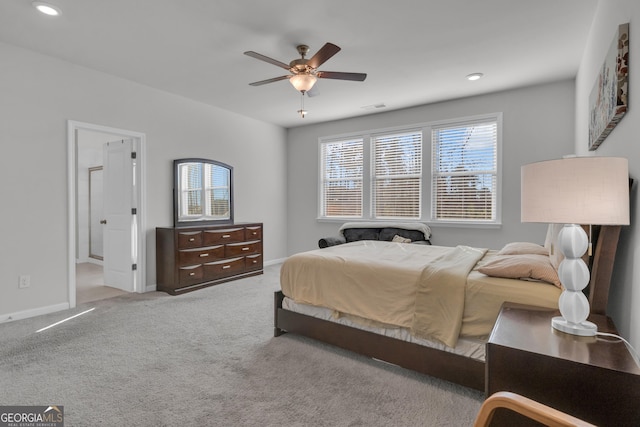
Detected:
[{"left": 298, "top": 93, "right": 307, "bottom": 118}]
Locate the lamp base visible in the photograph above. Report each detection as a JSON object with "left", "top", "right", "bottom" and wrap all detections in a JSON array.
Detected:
[{"left": 551, "top": 316, "right": 597, "bottom": 336}]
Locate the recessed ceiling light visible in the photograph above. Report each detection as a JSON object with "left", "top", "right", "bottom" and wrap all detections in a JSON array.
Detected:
[
  {"left": 466, "top": 73, "right": 484, "bottom": 81},
  {"left": 32, "top": 2, "right": 62, "bottom": 16},
  {"left": 361, "top": 103, "right": 387, "bottom": 111}
]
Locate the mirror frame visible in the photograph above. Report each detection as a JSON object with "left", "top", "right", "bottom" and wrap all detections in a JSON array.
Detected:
[{"left": 173, "top": 158, "right": 234, "bottom": 227}]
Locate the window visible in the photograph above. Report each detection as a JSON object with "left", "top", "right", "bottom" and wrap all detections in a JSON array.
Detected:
[
  {"left": 180, "top": 162, "right": 205, "bottom": 216},
  {"left": 207, "top": 164, "right": 232, "bottom": 217},
  {"left": 318, "top": 113, "right": 501, "bottom": 225},
  {"left": 320, "top": 138, "right": 363, "bottom": 218},
  {"left": 373, "top": 131, "right": 422, "bottom": 219},
  {"left": 431, "top": 119, "right": 498, "bottom": 222}
]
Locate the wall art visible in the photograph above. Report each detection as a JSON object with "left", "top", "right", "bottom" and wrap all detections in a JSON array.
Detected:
[{"left": 588, "top": 23, "right": 629, "bottom": 151}]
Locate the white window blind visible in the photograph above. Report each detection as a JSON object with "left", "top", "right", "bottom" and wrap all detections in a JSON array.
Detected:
[
  {"left": 431, "top": 120, "right": 498, "bottom": 222},
  {"left": 206, "top": 165, "right": 230, "bottom": 218},
  {"left": 373, "top": 131, "right": 422, "bottom": 219},
  {"left": 320, "top": 139, "right": 364, "bottom": 217},
  {"left": 181, "top": 163, "right": 203, "bottom": 217}
]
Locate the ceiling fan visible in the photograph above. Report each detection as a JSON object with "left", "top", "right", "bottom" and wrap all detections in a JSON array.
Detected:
[{"left": 244, "top": 42, "right": 367, "bottom": 95}]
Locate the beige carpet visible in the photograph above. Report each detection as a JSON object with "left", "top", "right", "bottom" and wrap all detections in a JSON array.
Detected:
[
  {"left": 76, "top": 262, "right": 128, "bottom": 304},
  {"left": 0, "top": 264, "right": 483, "bottom": 426}
]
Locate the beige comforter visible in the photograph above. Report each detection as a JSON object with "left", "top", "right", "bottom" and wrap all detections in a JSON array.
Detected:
[
  {"left": 280, "top": 241, "right": 560, "bottom": 348},
  {"left": 410, "top": 245, "right": 487, "bottom": 347}
]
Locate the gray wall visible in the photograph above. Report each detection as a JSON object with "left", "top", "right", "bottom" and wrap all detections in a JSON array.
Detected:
[
  {"left": 286, "top": 80, "right": 575, "bottom": 256},
  {"left": 574, "top": 0, "right": 640, "bottom": 348},
  {"left": 0, "top": 41, "right": 288, "bottom": 318}
]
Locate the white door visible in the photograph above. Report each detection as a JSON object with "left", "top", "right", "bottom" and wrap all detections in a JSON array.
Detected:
[{"left": 103, "top": 139, "right": 137, "bottom": 292}]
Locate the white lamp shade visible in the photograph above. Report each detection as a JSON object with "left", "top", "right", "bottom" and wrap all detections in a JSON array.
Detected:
[
  {"left": 289, "top": 74, "right": 317, "bottom": 92},
  {"left": 521, "top": 157, "right": 629, "bottom": 225}
]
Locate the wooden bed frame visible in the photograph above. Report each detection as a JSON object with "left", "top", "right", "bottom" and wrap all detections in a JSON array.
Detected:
[{"left": 273, "top": 225, "right": 623, "bottom": 391}]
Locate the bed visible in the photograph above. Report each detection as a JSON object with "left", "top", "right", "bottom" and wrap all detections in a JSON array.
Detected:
[{"left": 274, "top": 225, "right": 622, "bottom": 391}]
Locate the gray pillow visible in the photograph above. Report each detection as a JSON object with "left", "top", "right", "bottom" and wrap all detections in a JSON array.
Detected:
[
  {"left": 343, "top": 228, "right": 380, "bottom": 242},
  {"left": 379, "top": 227, "right": 425, "bottom": 242},
  {"left": 318, "top": 236, "right": 346, "bottom": 248}
]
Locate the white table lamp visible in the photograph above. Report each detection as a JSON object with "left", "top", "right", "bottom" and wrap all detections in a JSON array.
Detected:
[{"left": 521, "top": 157, "right": 629, "bottom": 336}]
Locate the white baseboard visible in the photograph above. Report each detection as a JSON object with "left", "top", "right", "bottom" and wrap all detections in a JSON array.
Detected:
[
  {"left": 1, "top": 261, "right": 280, "bottom": 323},
  {"left": 0, "top": 302, "right": 70, "bottom": 324}
]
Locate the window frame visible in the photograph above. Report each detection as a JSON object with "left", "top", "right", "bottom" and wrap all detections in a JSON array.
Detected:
[
  {"left": 429, "top": 115, "right": 502, "bottom": 226},
  {"left": 317, "top": 113, "right": 502, "bottom": 227}
]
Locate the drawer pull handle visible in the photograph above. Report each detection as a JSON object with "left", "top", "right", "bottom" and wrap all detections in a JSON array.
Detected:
[
  {"left": 222, "top": 234, "right": 231, "bottom": 238},
  {"left": 252, "top": 232, "right": 257, "bottom": 235},
  {"left": 242, "top": 247, "right": 249, "bottom": 251},
  {"left": 200, "top": 253, "right": 209, "bottom": 257},
  {"left": 252, "top": 260, "right": 257, "bottom": 264},
  {"left": 222, "top": 265, "right": 231, "bottom": 269},
  {"left": 189, "top": 272, "right": 195, "bottom": 276},
  {"left": 189, "top": 238, "right": 195, "bottom": 242}
]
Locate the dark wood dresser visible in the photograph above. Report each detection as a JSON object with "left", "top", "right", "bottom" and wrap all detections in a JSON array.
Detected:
[
  {"left": 486, "top": 303, "right": 640, "bottom": 426},
  {"left": 156, "top": 222, "right": 263, "bottom": 295}
]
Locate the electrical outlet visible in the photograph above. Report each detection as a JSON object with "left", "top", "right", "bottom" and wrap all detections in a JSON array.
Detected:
[{"left": 19, "top": 275, "right": 30, "bottom": 289}]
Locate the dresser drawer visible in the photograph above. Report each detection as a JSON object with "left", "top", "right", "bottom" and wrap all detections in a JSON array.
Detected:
[
  {"left": 203, "top": 227, "right": 245, "bottom": 245},
  {"left": 245, "top": 226, "right": 262, "bottom": 241},
  {"left": 177, "top": 231, "right": 203, "bottom": 248},
  {"left": 178, "top": 245, "right": 224, "bottom": 266},
  {"left": 225, "top": 240, "right": 260, "bottom": 257},
  {"left": 178, "top": 265, "right": 203, "bottom": 286},
  {"left": 204, "top": 257, "right": 245, "bottom": 278},
  {"left": 245, "top": 254, "right": 263, "bottom": 271}
]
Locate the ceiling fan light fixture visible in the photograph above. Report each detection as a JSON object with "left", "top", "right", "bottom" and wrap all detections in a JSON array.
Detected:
[
  {"left": 289, "top": 74, "right": 317, "bottom": 93},
  {"left": 32, "top": 1, "right": 61, "bottom": 16}
]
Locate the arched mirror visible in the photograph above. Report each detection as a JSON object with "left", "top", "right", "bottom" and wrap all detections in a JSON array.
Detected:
[{"left": 173, "top": 158, "right": 233, "bottom": 227}]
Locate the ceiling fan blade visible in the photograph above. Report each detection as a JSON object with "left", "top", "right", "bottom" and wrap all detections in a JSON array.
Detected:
[
  {"left": 244, "top": 51, "right": 290, "bottom": 70},
  {"left": 306, "top": 86, "right": 320, "bottom": 97},
  {"left": 316, "top": 71, "right": 367, "bottom": 82},
  {"left": 248, "top": 75, "right": 290, "bottom": 86},
  {"left": 307, "top": 43, "right": 341, "bottom": 69}
]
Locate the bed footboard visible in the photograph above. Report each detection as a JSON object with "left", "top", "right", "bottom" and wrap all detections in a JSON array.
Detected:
[
  {"left": 274, "top": 290, "right": 485, "bottom": 391},
  {"left": 274, "top": 290, "right": 286, "bottom": 337}
]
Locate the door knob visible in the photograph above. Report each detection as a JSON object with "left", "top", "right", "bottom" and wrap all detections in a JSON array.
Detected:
[{"left": 100, "top": 219, "right": 107, "bottom": 224}]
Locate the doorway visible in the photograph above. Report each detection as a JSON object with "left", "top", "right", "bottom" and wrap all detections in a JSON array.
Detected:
[{"left": 67, "top": 121, "right": 147, "bottom": 308}]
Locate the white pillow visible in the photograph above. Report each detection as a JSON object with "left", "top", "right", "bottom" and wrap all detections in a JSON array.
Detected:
[
  {"left": 498, "top": 242, "right": 549, "bottom": 256},
  {"left": 478, "top": 254, "right": 561, "bottom": 288},
  {"left": 544, "top": 224, "right": 565, "bottom": 271},
  {"left": 392, "top": 234, "right": 411, "bottom": 243}
]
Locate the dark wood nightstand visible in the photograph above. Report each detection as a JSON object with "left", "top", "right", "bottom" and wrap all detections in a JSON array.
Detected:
[{"left": 486, "top": 303, "right": 640, "bottom": 426}]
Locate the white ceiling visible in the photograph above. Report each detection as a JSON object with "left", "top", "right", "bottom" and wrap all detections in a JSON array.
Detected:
[{"left": 0, "top": 0, "right": 598, "bottom": 128}]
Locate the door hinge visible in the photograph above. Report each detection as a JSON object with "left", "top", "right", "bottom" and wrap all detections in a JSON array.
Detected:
[
  {"left": 132, "top": 264, "right": 137, "bottom": 271},
  {"left": 132, "top": 208, "right": 137, "bottom": 215},
  {"left": 131, "top": 152, "right": 137, "bottom": 159}
]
